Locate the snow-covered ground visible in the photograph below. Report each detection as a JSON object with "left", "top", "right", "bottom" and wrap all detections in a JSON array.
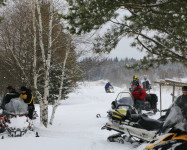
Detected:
[{"left": 0, "top": 80, "right": 183, "bottom": 150}]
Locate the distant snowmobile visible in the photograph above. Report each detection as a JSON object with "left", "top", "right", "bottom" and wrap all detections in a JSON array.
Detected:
[
  {"left": 102, "top": 103, "right": 187, "bottom": 149},
  {"left": 0, "top": 98, "right": 36, "bottom": 137},
  {"left": 105, "top": 82, "right": 114, "bottom": 93},
  {"left": 106, "top": 86, "right": 114, "bottom": 93}
]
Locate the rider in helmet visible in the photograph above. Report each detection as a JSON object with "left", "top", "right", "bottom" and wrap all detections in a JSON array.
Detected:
[
  {"left": 133, "top": 75, "right": 138, "bottom": 80},
  {"left": 105, "top": 82, "right": 113, "bottom": 93},
  {"left": 130, "top": 75, "right": 139, "bottom": 92}
]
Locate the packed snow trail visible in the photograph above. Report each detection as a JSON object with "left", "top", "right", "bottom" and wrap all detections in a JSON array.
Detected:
[{"left": 0, "top": 81, "right": 176, "bottom": 150}]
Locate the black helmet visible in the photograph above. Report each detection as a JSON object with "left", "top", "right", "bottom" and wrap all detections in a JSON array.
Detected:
[
  {"left": 7, "top": 86, "right": 13, "bottom": 90},
  {"left": 20, "top": 86, "right": 27, "bottom": 91},
  {"left": 182, "top": 86, "right": 187, "bottom": 91}
]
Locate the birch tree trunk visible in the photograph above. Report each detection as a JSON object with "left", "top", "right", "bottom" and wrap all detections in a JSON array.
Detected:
[
  {"left": 32, "top": 0, "right": 43, "bottom": 122},
  {"left": 49, "top": 34, "right": 71, "bottom": 125},
  {"left": 36, "top": 0, "right": 51, "bottom": 127}
]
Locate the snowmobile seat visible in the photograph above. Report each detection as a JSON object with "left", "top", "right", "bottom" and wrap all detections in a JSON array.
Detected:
[
  {"left": 136, "top": 115, "right": 163, "bottom": 131},
  {"left": 145, "top": 94, "right": 158, "bottom": 110},
  {"left": 131, "top": 114, "right": 142, "bottom": 122}
]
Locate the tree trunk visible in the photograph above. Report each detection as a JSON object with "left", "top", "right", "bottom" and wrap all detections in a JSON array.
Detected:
[
  {"left": 36, "top": 0, "right": 50, "bottom": 127},
  {"left": 49, "top": 34, "right": 71, "bottom": 125}
]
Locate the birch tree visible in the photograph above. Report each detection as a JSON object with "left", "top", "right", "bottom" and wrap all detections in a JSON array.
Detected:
[{"left": 0, "top": 0, "right": 82, "bottom": 127}]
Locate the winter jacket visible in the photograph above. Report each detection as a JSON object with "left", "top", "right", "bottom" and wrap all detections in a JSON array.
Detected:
[
  {"left": 105, "top": 83, "right": 112, "bottom": 89},
  {"left": 19, "top": 90, "right": 34, "bottom": 107},
  {"left": 132, "top": 86, "right": 146, "bottom": 101},
  {"left": 141, "top": 79, "right": 151, "bottom": 90},
  {"left": 175, "top": 95, "right": 187, "bottom": 109}
]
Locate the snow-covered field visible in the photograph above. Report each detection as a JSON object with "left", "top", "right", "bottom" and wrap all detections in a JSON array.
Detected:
[{"left": 0, "top": 80, "right": 182, "bottom": 150}]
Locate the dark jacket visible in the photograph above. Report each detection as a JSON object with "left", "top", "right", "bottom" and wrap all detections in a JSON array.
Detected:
[
  {"left": 19, "top": 89, "right": 34, "bottom": 107},
  {"left": 142, "top": 80, "right": 151, "bottom": 90},
  {"left": 132, "top": 86, "right": 146, "bottom": 101},
  {"left": 105, "top": 83, "right": 112, "bottom": 89},
  {"left": 1, "top": 90, "right": 20, "bottom": 108},
  {"left": 175, "top": 95, "right": 187, "bottom": 109}
]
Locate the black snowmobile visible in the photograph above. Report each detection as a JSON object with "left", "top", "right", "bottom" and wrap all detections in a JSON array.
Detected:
[
  {"left": 129, "top": 87, "right": 158, "bottom": 114},
  {"left": 102, "top": 104, "right": 187, "bottom": 149},
  {"left": 0, "top": 98, "right": 36, "bottom": 137},
  {"left": 143, "top": 93, "right": 158, "bottom": 114}
]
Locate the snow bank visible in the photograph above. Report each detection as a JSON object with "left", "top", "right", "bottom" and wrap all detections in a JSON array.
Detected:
[{"left": 0, "top": 80, "right": 184, "bottom": 150}]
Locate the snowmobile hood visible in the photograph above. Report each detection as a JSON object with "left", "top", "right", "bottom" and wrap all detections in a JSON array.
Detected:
[{"left": 145, "top": 133, "right": 187, "bottom": 149}]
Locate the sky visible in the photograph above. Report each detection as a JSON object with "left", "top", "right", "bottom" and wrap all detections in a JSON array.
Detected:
[
  {"left": 108, "top": 37, "right": 146, "bottom": 60},
  {"left": 78, "top": 36, "right": 147, "bottom": 61}
]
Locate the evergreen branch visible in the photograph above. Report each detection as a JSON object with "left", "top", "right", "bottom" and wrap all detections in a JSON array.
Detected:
[{"left": 121, "top": 0, "right": 174, "bottom": 9}]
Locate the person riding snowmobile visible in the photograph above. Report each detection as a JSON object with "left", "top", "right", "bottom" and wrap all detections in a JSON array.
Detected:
[
  {"left": 131, "top": 80, "right": 146, "bottom": 114},
  {"left": 105, "top": 82, "right": 114, "bottom": 93},
  {"left": 19, "top": 86, "right": 35, "bottom": 119},
  {"left": 1, "top": 86, "right": 20, "bottom": 109}
]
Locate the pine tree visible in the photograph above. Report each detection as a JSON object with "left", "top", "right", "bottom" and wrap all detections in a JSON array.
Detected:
[{"left": 64, "top": 0, "right": 187, "bottom": 69}]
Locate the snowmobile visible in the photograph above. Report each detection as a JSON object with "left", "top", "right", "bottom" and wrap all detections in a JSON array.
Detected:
[
  {"left": 107, "top": 92, "right": 137, "bottom": 122},
  {"left": 0, "top": 98, "right": 34, "bottom": 137},
  {"left": 102, "top": 104, "right": 187, "bottom": 149},
  {"left": 144, "top": 105, "right": 187, "bottom": 150},
  {"left": 106, "top": 86, "right": 114, "bottom": 93},
  {"left": 103, "top": 113, "right": 162, "bottom": 146},
  {"left": 107, "top": 91, "right": 157, "bottom": 124}
]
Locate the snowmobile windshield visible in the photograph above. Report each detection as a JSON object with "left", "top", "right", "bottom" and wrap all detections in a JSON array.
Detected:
[
  {"left": 162, "top": 104, "right": 187, "bottom": 133},
  {"left": 116, "top": 92, "right": 134, "bottom": 106},
  {"left": 4, "top": 98, "right": 28, "bottom": 115}
]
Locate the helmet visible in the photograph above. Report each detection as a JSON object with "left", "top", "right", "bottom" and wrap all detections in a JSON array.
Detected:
[
  {"left": 20, "top": 86, "right": 27, "bottom": 91},
  {"left": 133, "top": 75, "right": 138, "bottom": 80},
  {"left": 7, "top": 86, "right": 13, "bottom": 90},
  {"left": 182, "top": 86, "right": 187, "bottom": 91},
  {"left": 132, "top": 80, "right": 139, "bottom": 86}
]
